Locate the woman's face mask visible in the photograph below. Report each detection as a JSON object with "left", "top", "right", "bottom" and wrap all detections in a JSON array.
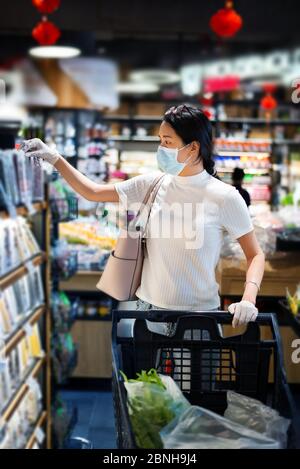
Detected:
[{"left": 156, "top": 143, "right": 192, "bottom": 175}]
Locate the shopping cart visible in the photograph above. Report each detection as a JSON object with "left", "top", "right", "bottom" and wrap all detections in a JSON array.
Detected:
[{"left": 111, "top": 310, "right": 300, "bottom": 449}]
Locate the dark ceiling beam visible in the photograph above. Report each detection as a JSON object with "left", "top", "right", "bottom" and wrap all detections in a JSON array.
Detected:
[{"left": 0, "top": 0, "right": 299, "bottom": 41}]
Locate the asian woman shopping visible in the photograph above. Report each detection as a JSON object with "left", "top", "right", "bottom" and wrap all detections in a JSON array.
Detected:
[{"left": 20, "top": 104, "right": 265, "bottom": 333}]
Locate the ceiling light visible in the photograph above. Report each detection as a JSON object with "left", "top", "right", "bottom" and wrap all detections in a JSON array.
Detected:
[
  {"left": 116, "top": 82, "right": 159, "bottom": 94},
  {"left": 29, "top": 45, "right": 81, "bottom": 59},
  {"left": 129, "top": 69, "right": 180, "bottom": 85}
]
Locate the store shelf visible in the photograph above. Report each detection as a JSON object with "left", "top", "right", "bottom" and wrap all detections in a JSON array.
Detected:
[
  {"left": 0, "top": 252, "right": 46, "bottom": 291},
  {"left": 0, "top": 201, "right": 48, "bottom": 219},
  {"left": 103, "top": 115, "right": 162, "bottom": 123},
  {"left": 59, "top": 270, "right": 103, "bottom": 292},
  {"left": 216, "top": 168, "right": 270, "bottom": 174},
  {"left": 73, "top": 315, "right": 111, "bottom": 322},
  {"left": 3, "top": 305, "right": 46, "bottom": 356},
  {"left": 103, "top": 115, "right": 300, "bottom": 126},
  {"left": 215, "top": 99, "right": 299, "bottom": 108},
  {"left": 272, "top": 140, "right": 300, "bottom": 145},
  {"left": 217, "top": 118, "right": 300, "bottom": 126},
  {"left": 2, "top": 357, "right": 46, "bottom": 422},
  {"left": 110, "top": 135, "right": 159, "bottom": 142},
  {"left": 25, "top": 411, "right": 47, "bottom": 449},
  {"left": 216, "top": 151, "right": 270, "bottom": 158}
]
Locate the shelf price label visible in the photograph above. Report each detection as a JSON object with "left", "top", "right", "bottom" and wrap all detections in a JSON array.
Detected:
[
  {"left": 23, "top": 322, "right": 33, "bottom": 337},
  {"left": 27, "top": 376, "right": 42, "bottom": 400},
  {"left": 26, "top": 260, "right": 35, "bottom": 276},
  {"left": 35, "top": 427, "right": 45, "bottom": 445}
]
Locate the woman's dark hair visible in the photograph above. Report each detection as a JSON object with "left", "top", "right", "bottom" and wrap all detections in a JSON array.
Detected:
[{"left": 163, "top": 104, "right": 216, "bottom": 176}]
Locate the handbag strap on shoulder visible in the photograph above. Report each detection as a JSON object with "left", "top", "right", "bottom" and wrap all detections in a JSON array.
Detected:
[
  {"left": 135, "top": 173, "right": 165, "bottom": 234},
  {"left": 141, "top": 174, "right": 165, "bottom": 207}
]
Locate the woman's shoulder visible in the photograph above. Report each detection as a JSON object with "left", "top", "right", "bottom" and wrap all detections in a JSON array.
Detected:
[
  {"left": 207, "top": 174, "right": 235, "bottom": 195},
  {"left": 132, "top": 170, "right": 164, "bottom": 183},
  {"left": 203, "top": 175, "right": 239, "bottom": 208}
]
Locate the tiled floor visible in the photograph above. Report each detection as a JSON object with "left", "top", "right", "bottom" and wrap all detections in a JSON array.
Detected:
[{"left": 61, "top": 390, "right": 117, "bottom": 449}]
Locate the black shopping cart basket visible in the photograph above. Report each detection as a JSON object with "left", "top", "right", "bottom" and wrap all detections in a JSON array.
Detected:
[{"left": 111, "top": 310, "right": 300, "bottom": 449}]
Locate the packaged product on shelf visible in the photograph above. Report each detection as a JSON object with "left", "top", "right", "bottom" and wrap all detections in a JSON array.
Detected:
[
  {"left": 50, "top": 178, "right": 77, "bottom": 221},
  {"left": 50, "top": 178, "right": 75, "bottom": 200},
  {"left": 0, "top": 357, "right": 12, "bottom": 411},
  {"left": 11, "top": 219, "right": 26, "bottom": 263},
  {"left": 52, "top": 238, "right": 78, "bottom": 279},
  {"left": 8, "top": 347, "right": 21, "bottom": 388},
  {"left": 0, "top": 151, "right": 21, "bottom": 207},
  {"left": 2, "top": 286, "right": 19, "bottom": 331},
  {"left": 13, "top": 150, "right": 29, "bottom": 205},
  {"left": 0, "top": 217, "right": 41, "bottom": 276},
  {"left": 0, "top": 180, "right": 8, "bottom": 212},
  {"left": 0, "top": 219, "right": 15, "bottom": 273},
  {"left": 14, "top": 149, "right": 42, "bottom": 207},
  {"left": 8, "top": 219, "right": 21, "bottom": 268},
  {"left": 27, "top": 323, "right": 43, "bottom": 358},
  {"left": 98, "top": 298, "right": 112, "bottom": 318},
  {"left": 17, "top": 324, "right": 43, "bottom": 378},
  {"left": 0, "top": 269, "right": 43, "bottom": 340},
  {"left": 26, "top": 377, "right": 43, "bottom": 424},
  {"left": 52, "top": 331, "right": 77, "bottom": 385},
  {"left": 18, "top": 216, "right": 40, "bottom": 257},
  {"left": 18, "top": 337, "right": 32, "bottom": 374},
  {"left": 26, "top": 266, "right": 45, "bottom": 309},
  {"left": 78, "top": 298, "right": 112, "bottom": 318},
  {"left": 12, "top": 275, "right": 32, "bottom": 318},
  {"left": 51, "top": 291, "right": 77, "bottom": 332},
  {"left": 31, "top": 266, "right": 45, "bottom": 306},
  {"left": 0, "top": 381, "right": 43, "bottom": 449},
  {"left": 0, "top": 293, "right": 13, "bottom": 335}
]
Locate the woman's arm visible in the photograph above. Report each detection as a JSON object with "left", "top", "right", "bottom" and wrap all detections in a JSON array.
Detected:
[
  {"left": 54, "top": 156, "right": 119, "bottom": 203},
  {"left": 20, "top": 138, "right": 120, "bottom": 203},
  {"left": 237, "top": 230, "right": 265, "bottom": 305}
]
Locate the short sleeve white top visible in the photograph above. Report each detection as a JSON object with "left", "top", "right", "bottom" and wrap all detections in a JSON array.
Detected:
[{"left": 114, "top": 169, "right": 254, "bottom": 310}]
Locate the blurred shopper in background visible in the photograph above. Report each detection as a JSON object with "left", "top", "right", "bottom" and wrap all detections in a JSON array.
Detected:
[{"left": 232, "top": 168, "right": 251, "bottom": 207}]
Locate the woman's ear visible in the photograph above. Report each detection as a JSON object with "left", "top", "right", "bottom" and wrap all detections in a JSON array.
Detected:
[{"left": 191, "top": 140, "right": 200, "bottom": 156}]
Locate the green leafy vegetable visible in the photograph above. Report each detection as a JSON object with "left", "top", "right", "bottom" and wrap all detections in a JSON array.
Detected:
[{"left": 120, "top": 369, "right": 183, "bottom": 449}]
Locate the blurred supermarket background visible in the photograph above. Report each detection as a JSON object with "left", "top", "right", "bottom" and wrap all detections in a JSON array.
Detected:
[{"left": 1, "top": 0, "right": 300, "bottom": 449}]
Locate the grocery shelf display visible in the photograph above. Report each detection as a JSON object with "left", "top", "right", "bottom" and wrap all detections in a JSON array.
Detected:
[{"left": 0, "top": 125, "right": 51, "bottom": 449}]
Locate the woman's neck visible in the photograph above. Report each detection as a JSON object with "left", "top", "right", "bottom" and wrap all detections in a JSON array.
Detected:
[{"left": 178, "top": 161, "right": 205, "bottom": 177}]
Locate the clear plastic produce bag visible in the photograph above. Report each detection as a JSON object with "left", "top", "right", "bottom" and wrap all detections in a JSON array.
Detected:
[
  {"left": 160, "top": 405, "right": 282, "bottom": 449},
  {"left": 224, "top": 391, "right": 291, "bottom": 449},
  {"left": 123, "top": 371, "right": 190, "bottom": 449}
]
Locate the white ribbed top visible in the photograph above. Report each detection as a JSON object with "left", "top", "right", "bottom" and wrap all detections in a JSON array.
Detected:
[{"left": 114, "top": 169, "right": 254, "bottom": 310}]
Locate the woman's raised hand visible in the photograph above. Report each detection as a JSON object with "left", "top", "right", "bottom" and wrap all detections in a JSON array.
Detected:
[{"left": 20, "top": 138, "right": 61, "bottom": 166}]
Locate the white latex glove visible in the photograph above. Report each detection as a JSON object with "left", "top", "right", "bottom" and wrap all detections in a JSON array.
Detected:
[
  {"left": 228, "top": 300, "right": 258, "bottom": 328},
  {"left": 20, "top": 138, "right": 61, "bottom": 166}
]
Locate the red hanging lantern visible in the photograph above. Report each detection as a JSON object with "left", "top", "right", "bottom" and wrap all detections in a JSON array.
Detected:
[
  {"left": 260, "top": 84, "right": 278, "bottom": 111},
  {"left": 32, "top": 19, "right": 61, "bottom": 45},
  {"left": 260, "top": 94, "right": 278, "bottom": 111},
  {"left": 32, "top": 0, "right": 60, "bottom": 14},
  {"left": 200, "top": 94, "right": 214, "bottom": 107},
  {"left": 210, "top": 1, "right": 243, "bottom": 38},
  {"left": 203, "top": 109, "right": 213, "bottom": 120}
]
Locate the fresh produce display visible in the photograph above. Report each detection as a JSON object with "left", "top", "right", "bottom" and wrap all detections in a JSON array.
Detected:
[
  {"left": 286, "top": 284, "right": 300, "bottom": 317},
  {"left": 58, "top": 216, "right": 118, "bottom": 271},
  {"left": 59, "top": 219, "right": 117, "bottom": 251}
]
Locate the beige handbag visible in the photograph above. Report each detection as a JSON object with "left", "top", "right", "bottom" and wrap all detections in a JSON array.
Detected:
[{"left": 96, "top": 174, "right": 165, "bottom": 301}]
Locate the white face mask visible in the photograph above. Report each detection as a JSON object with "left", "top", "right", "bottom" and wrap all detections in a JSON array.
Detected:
[{"left": 156, "top": 143, "right": 192, "bottom": 175}]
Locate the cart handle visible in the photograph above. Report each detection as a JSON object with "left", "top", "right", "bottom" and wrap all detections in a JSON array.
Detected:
[
  {"left": 111, "top": 310, "right": 290, "bottom": 420},
  {"left": 112, "top": 309, "right": 277, "bottom": 326}
]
